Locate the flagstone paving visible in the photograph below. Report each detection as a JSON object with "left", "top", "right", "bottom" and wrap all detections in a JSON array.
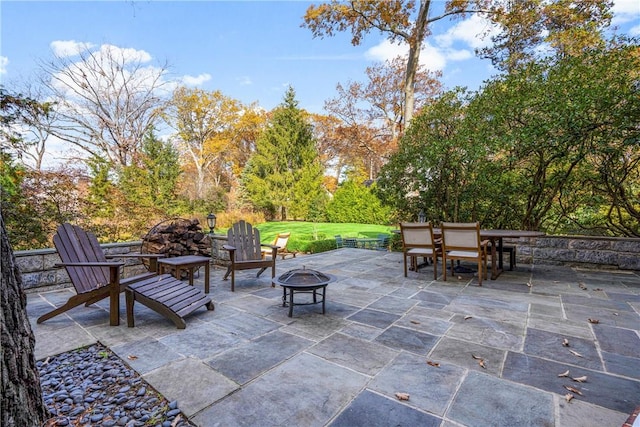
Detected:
[{"left": 27, "top": 249, "right": 639, "bottom": 426}]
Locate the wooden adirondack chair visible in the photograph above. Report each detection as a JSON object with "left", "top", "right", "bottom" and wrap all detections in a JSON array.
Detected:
[
  {"left": 40, "top": 223, "right": 213, "bottom": 328},
  {"left": 222, "top": 220, "right": 278, "bottom": 292},
  {"left": 262, "top": 232, "right": 296, "bottom": 260}
]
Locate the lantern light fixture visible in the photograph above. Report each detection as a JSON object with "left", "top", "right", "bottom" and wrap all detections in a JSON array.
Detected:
[
  {"left": 418, "top": 209, "right": 426, "bottom": 223},
  {"left": 206, "top": 213, "right": 217, "bottom": 234}
]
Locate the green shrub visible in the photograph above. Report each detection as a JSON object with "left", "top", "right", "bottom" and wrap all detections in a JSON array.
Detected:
[
  {"left": 389, "top": 232, "right": 402, "bottom": 252},
  {"left": 325, "top": 180, "right": 391, "bottom": 224},
  {"left": 305, "top": 239, "right": 338, "bottom": 254}
]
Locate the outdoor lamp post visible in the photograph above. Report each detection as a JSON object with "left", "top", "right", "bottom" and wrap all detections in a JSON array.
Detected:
[
  {"left": 418, "top": 209, "right": 426, "bottom": 223},
  {"left": 206, "top": 213, "right": 217, "bottom": 234},
  {"left": 207, "top": 212, "right": 217, "bottom": 266}
]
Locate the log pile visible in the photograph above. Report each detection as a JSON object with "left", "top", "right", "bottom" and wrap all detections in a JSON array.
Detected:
[{"left": 142, "top": 218, "right": 211, "bottom": 257}]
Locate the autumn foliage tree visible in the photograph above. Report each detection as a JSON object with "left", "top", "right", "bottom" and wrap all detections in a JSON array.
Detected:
[
  {"left": 163, "top": 87, "right": 243, "bottom": 201},
  {"left": 303, "top": 0, "right": 490, "bottom": 126},
  {"left": 479, "top": 0, "right": 613, "bottom": 71},
  {"left": 323, "top": 57, "right": 441, "bottom": 180}
]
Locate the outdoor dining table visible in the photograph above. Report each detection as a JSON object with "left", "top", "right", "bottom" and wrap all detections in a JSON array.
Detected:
[
  {"left": 432, "top": 228, "right": 546, "bottom": 280},
  {"left": 395, "top": 228, "right": 546, "bottom": 280}
]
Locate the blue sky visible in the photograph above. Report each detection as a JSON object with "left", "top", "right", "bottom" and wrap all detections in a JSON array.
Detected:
[{"left": 1, "top": 0, "right": 639, "bottom": 115}]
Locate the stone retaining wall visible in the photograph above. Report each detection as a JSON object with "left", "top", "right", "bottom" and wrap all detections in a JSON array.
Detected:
[
  {"left": 525, "top": 235, "right": 640, "bottom": 270},
  {"left": 15, "top": 234, "right": 639, "bottom": 292}
]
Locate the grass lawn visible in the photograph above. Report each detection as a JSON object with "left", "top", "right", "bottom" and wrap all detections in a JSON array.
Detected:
[{"left": 219, "top": 221, "right": 398, "bottom": 253}]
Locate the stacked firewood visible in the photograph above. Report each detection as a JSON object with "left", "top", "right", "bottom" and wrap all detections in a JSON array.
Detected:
[{"left": 142, "top": 218, "right": 211, "bottom": 257}]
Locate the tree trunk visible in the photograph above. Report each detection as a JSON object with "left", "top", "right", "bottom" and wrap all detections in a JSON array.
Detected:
[
  {"left": 1, "top": 213, "right": 47, "bottom": 427},
  {"left": 403, "top": 0, "right": 431, "bottom": 127}
]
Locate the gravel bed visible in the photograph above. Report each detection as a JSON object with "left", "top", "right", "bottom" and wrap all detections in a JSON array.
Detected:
[{"left": 38, "top": 343, "right": 195, "bottom": 427}]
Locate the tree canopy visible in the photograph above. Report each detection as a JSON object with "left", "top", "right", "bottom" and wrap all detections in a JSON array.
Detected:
[{"left": 377, "top": 39, "right": 640, "bottom": 235}]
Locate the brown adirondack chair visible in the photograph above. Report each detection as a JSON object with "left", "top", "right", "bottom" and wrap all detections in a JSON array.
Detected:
[
  {"left": 222, "top": 220, "right": 278, "bottom": 292},
  {"left": 40, "top": 223, "right": 213, "bottom": 328}
]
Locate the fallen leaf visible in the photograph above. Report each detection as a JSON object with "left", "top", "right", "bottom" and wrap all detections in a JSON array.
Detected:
[
  {"left": 579, "top": 282, "right": 588, "bottom": 290},
  {"left": 568, "top": 349, "right": 583, "bottom": 358},
  {"left": 572, "top": 376, "right": 588, "bottom": 383},
  {"left": 478, "top": 359, "right": 486, "bottom": 369},
  {"left": 427, "top": 361, "right": 440, "bottom": 367},
  {"left": 526, "top": 282, "right": 532, "bottom": 288},
  {"left": 42, "top": 357, "right": 50, "bottom": 366},
  {"left": 594, "top": 288, "right": 603, "bottom": 291},
  {"left": 588, "top": 318, "right": 600, "bottom": 324},
  {"left": 410, "top": 320, "right": 421, "bottom": 324},
  {"left": 464, "top": 315, "right": 473, "bottom": 320},
  {"left": 395, "top": 392, "right": 410, "bottom": 401},
  {"left": 457, "top": 276, "right": 462, "bottom": 280},
  {"left": 565, "top": 393, "right": 574, "bottom": 403},
  {"left": 613, "top": 312, "right": 619, "bottom": 316},
  {"left": 564, "top": 385, "right": 583, "bottom": 396},
  {"left": 471, "top": 354, "right": 483, "bottom": 360},
  {"left": 127, "top": 355, "right": 138, "bottom": 360},
  {"left": 562, "top": 338, "right": 570, "bottom": 347},
  {"left": 171, "top": 414, "right": 182, "bottom": 427},
  {"left": 558, "top": 370, "right": 570, "bottom": 378}
]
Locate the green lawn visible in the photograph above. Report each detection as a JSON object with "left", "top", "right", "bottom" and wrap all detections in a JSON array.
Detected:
[{"left": 219, "top": 221, "right": 397, "bottom": 253}]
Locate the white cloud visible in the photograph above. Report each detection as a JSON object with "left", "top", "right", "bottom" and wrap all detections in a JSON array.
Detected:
[
  {"left": 0, "top": 56, "right": 8, "bottom": 74},
  {"left": 365, "top": 39, "right": 467, "bottom": 73},
  {"left": 446, "top": 49, "right": 473, "bottom": 61},
  {"left": 612, "top": 0, "right": 640, "bottom": 21},
  {"left": 365, "top": 39, "right": 407, "bottom": 62},
  {"left": 51, "top": 40, "right": 95, "bottom": 57},
  {"left": 50, "top": 41, "right": 152, "bottom": 65},
  {"left": 182, "top": 73, "right": 212, "bottom": 86},
  {"left": 236, "top": 76, "right": 252, "bottom": 86},
  {"left": 419, "top": 42, "right": 447, "bottom": 71},
  {"left": 630, "top": 23, "right": 640, "bottom": 36},
  {"left": 611, "top": 0, "right": 640, "bottom": 17},
  {"left": 436, "top": 14, "right": 500, "bottom": 50},
  {"left": 98, "top": 44, "right": 152, "bottom": 64},
  {"left": 364, "top": 14, "right": 499, "bottom": 74}
]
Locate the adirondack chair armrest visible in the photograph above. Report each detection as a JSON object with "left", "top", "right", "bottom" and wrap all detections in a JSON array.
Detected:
[
  {"left": 260, "top": 244, "right": 278, "bottom": 260},
  {"left": 55, "top": 261, "right": 124, "bottom": 268},
  {"left": 106, "top": 253, "right": 166, "bottom": 272},
  {"left": 106, "top": 253, "right": 166, "bottom": 260},
  {"left": 222, "top": 244, "right": 236, "bottom": 252}
]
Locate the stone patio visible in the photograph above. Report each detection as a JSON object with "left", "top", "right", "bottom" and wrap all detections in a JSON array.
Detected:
[{"left": 27, "top": 249, "right": 640, "bottom": 426}]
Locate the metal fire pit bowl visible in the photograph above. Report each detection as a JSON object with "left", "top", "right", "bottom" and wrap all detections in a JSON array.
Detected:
[{"left": 273, "top": 267, "right": 336, "bottom": 317}]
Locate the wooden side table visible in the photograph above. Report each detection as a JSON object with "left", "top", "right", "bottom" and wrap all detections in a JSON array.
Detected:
[{"left": 157, "top": 255, "right": 211, "bottom": 293}]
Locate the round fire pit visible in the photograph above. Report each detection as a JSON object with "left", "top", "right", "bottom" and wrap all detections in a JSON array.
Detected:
[{"left": 273, "top": 267, "right": 336, "bottom": 317}]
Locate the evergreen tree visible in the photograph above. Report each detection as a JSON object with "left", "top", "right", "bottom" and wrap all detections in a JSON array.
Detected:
[
  {"left": 243, "top": 86, "right": 325, "bottom": 220},
  {"left": 326, "top": 180, "right": 391, "bottom": 224},
  {"left": 120, "top": 130, "right": 182, "bottom": 214}
]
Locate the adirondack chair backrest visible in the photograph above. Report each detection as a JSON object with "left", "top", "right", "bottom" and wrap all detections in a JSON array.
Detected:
[
  {"left": 226, "top": 220, "right": 263, "bottom": 261},
  {"left": 272, "top": 232, "right": 290, "bottom": 251},
  {"left": 53, "top": 223, "right": 111, "bottom": 294}
]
